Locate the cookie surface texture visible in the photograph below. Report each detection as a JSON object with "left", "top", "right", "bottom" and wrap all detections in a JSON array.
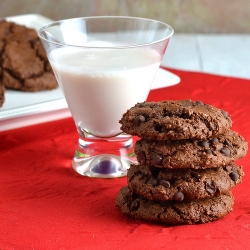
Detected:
[
  {"left": 127, "top": 164, "right": 244, "bottom": 201},
  {"left": 0, "top": 81, "right": 4, "bottom": 107},
  {"left": 116, "top": 186, "right": 234, "bottom": 225},
  {"left": 120, "top": 100, "right": 232, "bottom": 140},
  {"left": 135, "top": 130, "right": 248, "bottom": 169},
  {"left": 0, "top": 20, "right": 58, "bottom": 92}
]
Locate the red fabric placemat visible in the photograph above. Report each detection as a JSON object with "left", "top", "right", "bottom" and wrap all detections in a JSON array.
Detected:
[{"left": 0, "top": 68, "right": 250, "bottom": 250}]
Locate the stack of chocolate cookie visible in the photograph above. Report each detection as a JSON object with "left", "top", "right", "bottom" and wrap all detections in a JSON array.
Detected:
[{"left": 116, "top": 100, "right": 248, "bottom": 225}]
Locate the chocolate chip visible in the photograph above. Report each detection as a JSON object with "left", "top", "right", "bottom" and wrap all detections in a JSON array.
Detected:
[
  {"left": 130, "top": 200, "right": 140, "bottom": 211},
  {"left": 205, "top": 182, "right": 216, "bottom": 194},
  {"left": 198, "top": 140, "right": 210, "bottom": 148},
  {"left": 220, "top": 147, "right": 231, "bottom": 156},
  {"left": 195, "top": 100, "right": 203, "bottom": 105},
  {"left": 147, "top": 178, "right": 158, "bottom": 187},
  {"left": 224, "top": 139, "right": 232, "bottom": 147},
  {"left": 211, "top": 137, "right": 219, "bottom": 143},
  {"left": 229, "top": 172, "right": 239, "bottom": 181},
  {"left": 173, "top": 191, "right": 184, "bottom": 201},
  {"left": 137, "top": 151, "right": 146, "bottom": 163},
  {"left": 160, "top": 127, "right": 168, "bottom": 132},
  {"left": 221, "top": 110, "right": 229, "bottom": 119},
  {"left": 134, "top": 115, "right": 145, "bottom": 126},
  {"left": 205, "top": 149, "right": 212, "bottom": 154},
  {"left": 160, "top": 180, "right": 171, "bottom": 188},
  {"left": 181, "top": 113, "right": 190, "bottom": 119},
  {"left": 150, "top": 154, "right": 162, "bottom": 165},
  {"left": 137, "top": 102, "right": 146, "bottom": 107}
]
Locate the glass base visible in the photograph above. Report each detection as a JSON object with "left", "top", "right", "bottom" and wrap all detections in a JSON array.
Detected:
[{"left": 72, "top": 133, "right": 137, "bottom": 178}]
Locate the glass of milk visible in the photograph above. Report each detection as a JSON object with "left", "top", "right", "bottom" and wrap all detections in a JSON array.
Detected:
[{"left": 39, "top": 16, "right": 173, "bottom": 178}]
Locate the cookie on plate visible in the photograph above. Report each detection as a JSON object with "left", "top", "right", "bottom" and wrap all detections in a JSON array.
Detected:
[
  {"left": 120, "top": 100, "right": 232, "bottom": 140},
  {"left": 127, "top": 164, "right": 244, "bottom": 201},
  {"left": 0, "top": 20, "right": 58, "bottom": 92},
  {"left": 0, "top": 80, "right": 4, "bottom": 107},
  {"left": 116, "top": 186, "right": 234, "bottom": 225},
  {"left": 134, "top": 130, "right": 248, "bottom": 169},
  {"left": 0, "top": 20, "right": 16, "bottom": 40}
]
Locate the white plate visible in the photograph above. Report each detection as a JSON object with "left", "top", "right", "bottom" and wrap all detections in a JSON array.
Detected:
[{"left": 0, "top": 14, "right": 180, "bottom": 131}]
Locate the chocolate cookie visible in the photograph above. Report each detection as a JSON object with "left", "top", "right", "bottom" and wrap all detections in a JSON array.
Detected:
[
  {"left": 0, "top": 20, "right": 58, "bottom": 92},
  {"left": 127, "top": 164, "right": 244, "bottom": 201},
  {"left": 0, "top": 81, "right": 4, "bottom": 107},
  {"left": 135, "top": 130, "right": 248, "bottom": 169},
  {"left": 116, "top": 186, "right": 234, "bottom": 225},
  {"left": 120, "top": 100, "right": 232, "bottom": 140}
]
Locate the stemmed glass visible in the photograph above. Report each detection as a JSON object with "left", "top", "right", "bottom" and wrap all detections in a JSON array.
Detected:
[{"left": 39, "top": 16, "right": 173, "bottom": 178}]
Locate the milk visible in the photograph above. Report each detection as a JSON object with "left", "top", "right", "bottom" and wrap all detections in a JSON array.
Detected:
[{"left": 49, "top": 47, "right": 161, "bottom": 137}]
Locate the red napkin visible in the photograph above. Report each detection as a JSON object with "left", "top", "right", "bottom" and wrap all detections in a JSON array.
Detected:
[{"left": 0, "top": 68, "right": 249, "bottom": 250}]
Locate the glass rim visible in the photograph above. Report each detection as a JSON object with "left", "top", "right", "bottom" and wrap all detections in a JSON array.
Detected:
[{"left": 38, "top": 16, "right": 174, "bottom": 49}]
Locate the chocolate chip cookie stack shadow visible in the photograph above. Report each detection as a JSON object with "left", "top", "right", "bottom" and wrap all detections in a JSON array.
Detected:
[{"left": 116, "top": 100, "right": 248, "bottom": 225}]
